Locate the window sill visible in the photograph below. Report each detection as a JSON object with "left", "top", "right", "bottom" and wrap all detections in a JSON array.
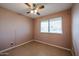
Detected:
[{"left": 40, "top": 32, "right": 63, "bottom": 35}]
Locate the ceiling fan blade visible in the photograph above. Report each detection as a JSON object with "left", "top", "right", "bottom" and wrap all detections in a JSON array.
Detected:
[
  {"left": 37, "top": 12, "right": 40, "bottom": 15},
  {"left": 39, "top": 5, "right": 44, "bottom": 9},
  {"left": 32, "top": 3, "right": 37, "bottom": 10},
  {"left": 36, "top": 5, "right": 44, "bottom": 11},
  {"left": 33, "top": 4, "right": 36, "bottom": 7},
  {"left": 25, "top": 3, "right": 31, "bottom": 7},
  {"left": 26, "top": 11, "right": 30, "bottom": 14}
]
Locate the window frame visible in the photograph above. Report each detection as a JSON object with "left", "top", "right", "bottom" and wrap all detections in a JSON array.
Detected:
[{"left": 40, "top": 16, "right": 63, "bottom": 34}]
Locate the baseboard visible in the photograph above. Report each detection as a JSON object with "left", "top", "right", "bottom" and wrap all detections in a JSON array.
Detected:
[
  {"left": 0, "top": 40, "right": 33, "bottom": 53},
  {"left": 34, "top": 40, "right": 71, "bottom": 52}
]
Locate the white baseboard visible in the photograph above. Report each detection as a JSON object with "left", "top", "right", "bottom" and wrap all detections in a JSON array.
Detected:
[
  {"left": 34, "top": 40, "right": 71, "bottom": 51},
  {"left": 0, "top": 40, "right": 33, "bottom": 53}
]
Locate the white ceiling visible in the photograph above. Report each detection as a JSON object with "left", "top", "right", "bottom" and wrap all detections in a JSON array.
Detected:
[{"left": 0, "top": 3, "right": 72, "bottom": 19}]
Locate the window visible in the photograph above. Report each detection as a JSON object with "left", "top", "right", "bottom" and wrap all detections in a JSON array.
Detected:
[
  {"left": 41, "top": 20, "right": 48, "bottom": 32},
  {"left": 40, "top": 17, "right": 62, "bottom": 34}
]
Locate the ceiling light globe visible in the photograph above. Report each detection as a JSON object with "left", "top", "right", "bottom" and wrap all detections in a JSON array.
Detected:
[
  {"left": 31, "top": 10, "right": 34, "bottom": 13},
  {"left": 34, "top": 10, "right": 37, "bottom": 13}
]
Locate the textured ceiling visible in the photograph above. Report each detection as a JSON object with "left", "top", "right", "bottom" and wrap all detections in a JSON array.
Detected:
[{"left": 0, "top": 3, "right": 72, "bottom": 19}]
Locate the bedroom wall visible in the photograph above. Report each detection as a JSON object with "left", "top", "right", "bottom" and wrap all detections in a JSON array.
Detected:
[
  {"left": 34, "top": 9, "right": 72, "bottom": 49},
  {"left": 0, "top": 7, "right": 33, "bottom": 51},
  {"left": 72, "top": 4, "right": 79, "bottom": 55}
]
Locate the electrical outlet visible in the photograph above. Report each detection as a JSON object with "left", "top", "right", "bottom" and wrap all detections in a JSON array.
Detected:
[{"left": 10, "top": 42, "right": 14, "bottom": 46}]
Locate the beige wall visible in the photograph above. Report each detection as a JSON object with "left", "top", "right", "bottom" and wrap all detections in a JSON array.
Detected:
[
  {"left": 34, "top": 9, "right": 72, "bottom": 49},
  {"left": 72, "top": 4, "right": 79, "bottom": 55},
  {"left": 0, "top": 7, "right": 33, "bottom": 50}
]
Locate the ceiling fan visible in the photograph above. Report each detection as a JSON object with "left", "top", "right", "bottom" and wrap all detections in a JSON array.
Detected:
[{"left": 25, "top": 3, "right": 44, "bottom": 15}]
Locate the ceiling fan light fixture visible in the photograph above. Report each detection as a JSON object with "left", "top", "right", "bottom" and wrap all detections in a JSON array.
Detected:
[
  {"left": 30, "top": 10, "right": 34, "bottom": 13},
  {"left": 34, "top": 10, "right": 37, "bottom": 14},
  {"left": 34, "top": 10, "right": 37, "bottom": 13},
  {"left": 30, "top": 10, "right": 37, "bottom": 14}
]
